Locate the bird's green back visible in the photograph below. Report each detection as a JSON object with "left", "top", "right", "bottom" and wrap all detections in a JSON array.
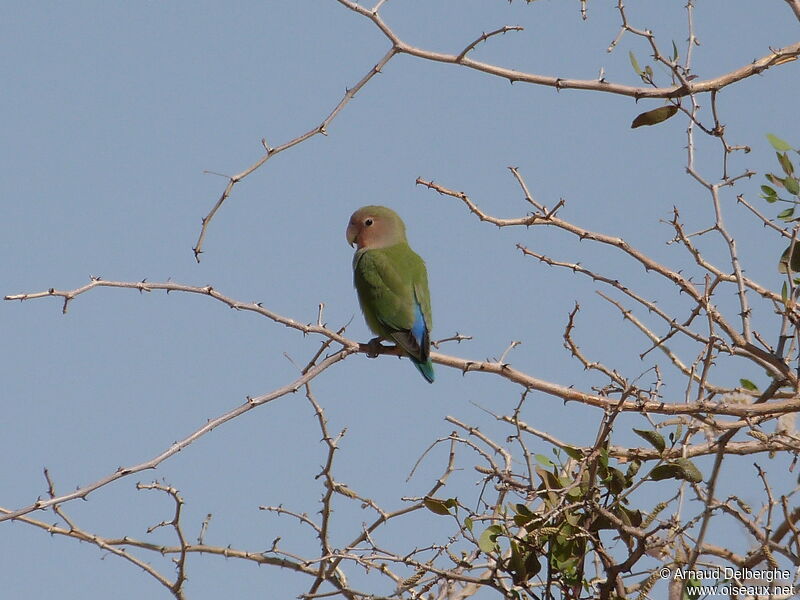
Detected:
[{"left": 353, "top": 242, "right": 432, "bottom": 342}]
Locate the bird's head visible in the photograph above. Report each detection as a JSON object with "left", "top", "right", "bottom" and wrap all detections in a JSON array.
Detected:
[{"left": 346, "top": 205, "right": 407, "bottom": 250}]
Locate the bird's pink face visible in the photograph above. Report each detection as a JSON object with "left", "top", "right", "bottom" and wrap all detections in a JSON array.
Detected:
[{"left": 346, "top": 211, "right": 394, "bottom": 249}]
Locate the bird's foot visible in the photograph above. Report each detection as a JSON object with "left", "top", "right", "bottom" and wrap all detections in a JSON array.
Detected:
[{"left": 365, "top": 337, "right": 384, "bottom": 358}]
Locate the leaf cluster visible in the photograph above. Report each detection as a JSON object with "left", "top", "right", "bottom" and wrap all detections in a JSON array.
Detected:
[{"left": 425, "top": 426, "right": 704, "bottom": 598}]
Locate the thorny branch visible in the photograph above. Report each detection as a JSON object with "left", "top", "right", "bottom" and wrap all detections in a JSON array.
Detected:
[
  {"left": 7, "top": 2, "right": 800, "bottom": 598},
  {"left": 6, "top": 279, "right": 798, "bottom": 418},
  {"left": 193, "top": 0, "right": 800, "bottom": 259},
  {"left": 417, "top": 175, "right": 797, "bottom": 387},
  {"left": 192, "top": 47, "right": 398, "bottom": 261},
  {"left": 336, "top": 0, "right": 800, "bottom": 99}
]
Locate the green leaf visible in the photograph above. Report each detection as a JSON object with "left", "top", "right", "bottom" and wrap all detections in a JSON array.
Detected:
[
  {"left": 536, "top": 467, "right": 561, "bottom": 490},
  {"left": 778, "top": 152, "right": 795, "bottom": 176},
  {"left": 603, "top": 467, "right": 627, "bottom": 495},
  {"left": 513, "top": 503, "right": 534, "bottom": 517},
  {"left": 779, "top": 242, "right": 800, "bottom": 274},
  {"left": 513, "top": 514, "right": 531, "bottom": 527},
  {"left": 649, "top": 463, "right": 680, "bottom": 481},
  {"left": 598, "top": 446, "right": 609, "bottom": 470},
  {"left": 767, "top": 133, "right": 793, "bottom": 152},
  {"left": 650, "top": 458, "right": 703, "bottom": 483},
  {"left": 766, "top": 173, "right": 786, "bottom": 188},
  {"left": 512, "top": 503, "right": 536, "bottom": 527},
  {"left": 629, "top": 50, "right": 642, "bottom": 75},
  {"left": 644, "top": 65, "right": 653, "bottom": 78},
  {"left": 625, "top": 459, "right": 641, "bottom": 480},
  {"left": 423, "top": 497, "right": 455, "bottom": 516},
  {"left": 535, "top": 453, "right": 554, "bottom": 467},
  {"left": 631, "top": 105, "right": 679, "bottom": 128},
  {"left": 673, "top": 423, "right": 682, "bottom": 444},
  {"left": 671, "top": 40, "right": 679, "bottom": 62},
  {"left": 739, "top": 378, "right": 759, "bottom": 391},
  {"left": 786, "top": 177, "right": 800, "bottom": 196},
  {"left": 525, "top": 551, "right": 542, "bottom": 578},
  {"left": 620, "top": 506, "right": 643, "bottom": 527},
  {"left": 782, "top": 281, "right": 789, "bottom": 301},
  {"left": 464, "top": 516, "right": 473, "bottom": 532},
  {"left": 509, "top": 540, "right": 539, "bottom": 585},
  {"left": 565, "top": 484, "right": 583, "bottom": 500},
  {"left": 761, "top": 185, "right": 777, "bottom": 197},
  {"left": 478, "top": 524, "right": 503, "bottom": 553},
  {"left": 633, "top": 428, "right": 666, "bottom": 453},
  {"left": 563, "top": 446, "right": 583, "bottom": 460},
  {"left": 672, "top": 458, "right": 703, "bottom": 482},
  {"left": 777, "top": 207, "right": 795, "bottom": 221},
  {"left": 509, "top": 541, "right": 525, "bottom": 583}
]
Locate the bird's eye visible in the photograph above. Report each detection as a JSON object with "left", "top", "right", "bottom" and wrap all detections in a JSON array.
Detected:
[{"left": 364, "top": 218, "right": 374, "bottom": 227}]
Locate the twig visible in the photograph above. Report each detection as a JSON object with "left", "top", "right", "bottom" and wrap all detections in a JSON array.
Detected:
[
  {"left": 137, "top": 482, "right": 190, "bottom": 596},
  {"left": 0, "top": 349, "right": 352, "bottom": 524},
  {"left": 336, "top": 0, "right": 800, "bottom": 98},
  {"left": 456, "top": 26, "right": 524, "bottom": 62},
  {"left": 192, "top": 48, "right": 398, "bottom": 260}
]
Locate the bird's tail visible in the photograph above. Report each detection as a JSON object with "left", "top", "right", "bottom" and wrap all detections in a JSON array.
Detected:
[{"left": 411, "top": 357, "right": 435, "bottom": 383}]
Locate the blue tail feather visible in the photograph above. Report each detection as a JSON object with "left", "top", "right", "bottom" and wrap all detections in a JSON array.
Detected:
[
  {"left": 411, "top": 356, "right": 435, "bottom": 383},
  {"left": 410, "top": 299, "right": 433, "bottom": 383}
]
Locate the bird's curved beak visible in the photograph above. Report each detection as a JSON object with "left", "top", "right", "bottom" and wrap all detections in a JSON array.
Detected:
[{"left": 346, "top": 222, "right": 358, "bottom": 248}]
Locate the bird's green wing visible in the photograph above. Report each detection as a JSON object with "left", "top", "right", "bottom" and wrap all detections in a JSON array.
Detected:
[
  {"left": 353, "top": 245, "right": 416, "bottom": 338},
  {"left": 353, "top": 242, "right": 434, "bottom": 382}
]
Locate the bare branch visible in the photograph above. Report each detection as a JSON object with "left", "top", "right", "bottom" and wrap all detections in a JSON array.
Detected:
[
  {"left": 192, "top": 47, "right": 398, "bottom": 260},
  {"left": 336, "top": 0, "right": 800, "bottom": 98},
  {"left": 419, "top": 175, "right": 796, "bottom": 383},
  {"left": 456, "top": 25, "right": 524, "bottom": 62},
  {"left": 0, "top": 349, "right": 352, "bottom": 524}
]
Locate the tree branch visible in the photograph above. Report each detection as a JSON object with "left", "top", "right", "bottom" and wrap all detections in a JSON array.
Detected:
[
  {"left": 336, "top": 0, "right": 800, "bottom": 99},
  {"left": 192, "top": 47, "right": 398, "bottom": 261}
]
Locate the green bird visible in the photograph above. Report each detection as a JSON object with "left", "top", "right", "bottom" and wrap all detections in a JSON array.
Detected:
[{"left": 346, "top": 205, "right": 434, "bottom": 383}]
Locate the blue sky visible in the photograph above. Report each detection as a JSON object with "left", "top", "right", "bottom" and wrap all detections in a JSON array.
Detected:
[{"left": 3, "top": 2, "right": 799, "bottom": 598}]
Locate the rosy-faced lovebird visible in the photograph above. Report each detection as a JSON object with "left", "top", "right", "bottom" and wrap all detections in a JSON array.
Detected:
[{"left": 346, "top": 205, "right": 434, "bottom": 383}]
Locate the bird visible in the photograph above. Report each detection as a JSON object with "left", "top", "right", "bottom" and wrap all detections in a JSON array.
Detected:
[{"left": 346, "top": 205, "right": 434, "bottom": 383}]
